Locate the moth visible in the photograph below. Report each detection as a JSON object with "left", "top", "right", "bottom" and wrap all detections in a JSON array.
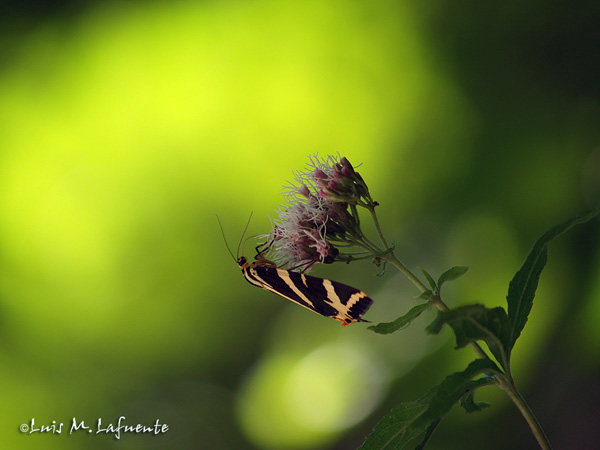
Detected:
[
  {"left": 218, "top": 215, "right": 373, "bottom": 326},
  {"left": 238, "top": 253, "right": 373, "bottom": 326}
]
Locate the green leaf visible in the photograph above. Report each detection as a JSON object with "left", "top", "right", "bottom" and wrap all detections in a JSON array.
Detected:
[
  {"left": 419, "top": 268, "right": 437, "bottom": 291},
  {"left": 368, "top": 303, "right": 431, "bottom": 334},
  {"left": 412, "top": 359, "right": 498, "bottom": 428},
  {"left": 359, "top": 392, "right": 436, "bottom": 450},
  {"left": 360, "top": 360, "right": 498, "bottom": 450},
  {"left": 414, "top": 421, "right": 440, "bottom": 450},
  {"left": 460, "top": 387, "right": 491, "bottom": 413},
  {"left": 437, "top": 266, "right": 469, "bottom": 291},
  {"left": 506, "top": 205, "right": 600, "bottom": 351},
  {"left": 417, "top": 290, "right": 434, "bottom": 302},
  {"left": 426, "top": 305, "right": 510, "bottom": 371}
]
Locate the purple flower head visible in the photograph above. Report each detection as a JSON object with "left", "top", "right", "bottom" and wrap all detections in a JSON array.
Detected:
[
  {"left": 299, "top": 154, "right": 374, "bottom": 206},
  {"left": 259, "top": 154, "right": 375, "bottom": 271},
  {"left": 262, "top": 195, "right": 343, "bottom": 271}
]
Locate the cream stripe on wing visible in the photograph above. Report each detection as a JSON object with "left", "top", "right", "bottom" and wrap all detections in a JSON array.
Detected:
[
  {"left": 276, "top": 268, "right": 315, "bottom": 308},
  {"left": 243, "top": 268, "right": 272, "bottom": 289},
  {"left": 300, "top": 273, "right": 308, "bottom": 287},
  {"left": 322, "top": 279, "right": 349, "bottom": 314},
  {"left": 322, "top": 279, "right": 368, "bottom": 320},
  {"left": 347, "top": 291, "right": 367, "bottom": 309},
  {"left": 244, "top": 267, "right": 317, "bottom": 312}
]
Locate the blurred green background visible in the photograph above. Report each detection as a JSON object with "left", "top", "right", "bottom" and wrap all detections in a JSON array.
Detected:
[{"left": 1, "top": 1, "right": 599, "bottom": 449}]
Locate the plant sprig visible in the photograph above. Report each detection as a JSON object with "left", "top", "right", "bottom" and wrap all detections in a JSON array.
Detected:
[{"left": 259, "top": 154, "right": 600, "bottom": 450}]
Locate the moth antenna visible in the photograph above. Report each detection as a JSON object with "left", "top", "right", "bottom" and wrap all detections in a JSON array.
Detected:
[
  {"left": 236, "top": 212, "right": 254, "bottom": 259},
  {"left": 216, "top": 215, "right": 237, "bottom": 262}
]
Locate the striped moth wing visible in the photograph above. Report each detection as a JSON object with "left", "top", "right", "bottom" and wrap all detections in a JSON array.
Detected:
[{"left": 238, "top": 256, "right": 373, "bottom": 326}]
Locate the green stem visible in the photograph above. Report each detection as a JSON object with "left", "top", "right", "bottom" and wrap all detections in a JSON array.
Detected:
[
  {"left": 348, "top": 239, "right": 382, "bottom": 257},
  {"left": 381, "top": 252, "right": 429, "bottom": 294},
  {"left": 337, "top": 252, "right": 377, "bottom": 262},
  {"left": 368, "top": 205, "right": 390, "bottom": 250},
  {"left": 497, "top": 377, "right": 554, "bottom": 450},
  {"left": 360, "top": 234, "right": 384, "bottom": 254}
]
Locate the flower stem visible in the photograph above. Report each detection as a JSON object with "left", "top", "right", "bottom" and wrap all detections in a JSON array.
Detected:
[
  {"left": 368, "top": 206, "right": 390, "bottom": 250},
  {"left": 497, "top": 377, "right": 554, "bottom": 450},
  {"left": 381, "top": 252, "right": 429, "bottom": 294}
]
